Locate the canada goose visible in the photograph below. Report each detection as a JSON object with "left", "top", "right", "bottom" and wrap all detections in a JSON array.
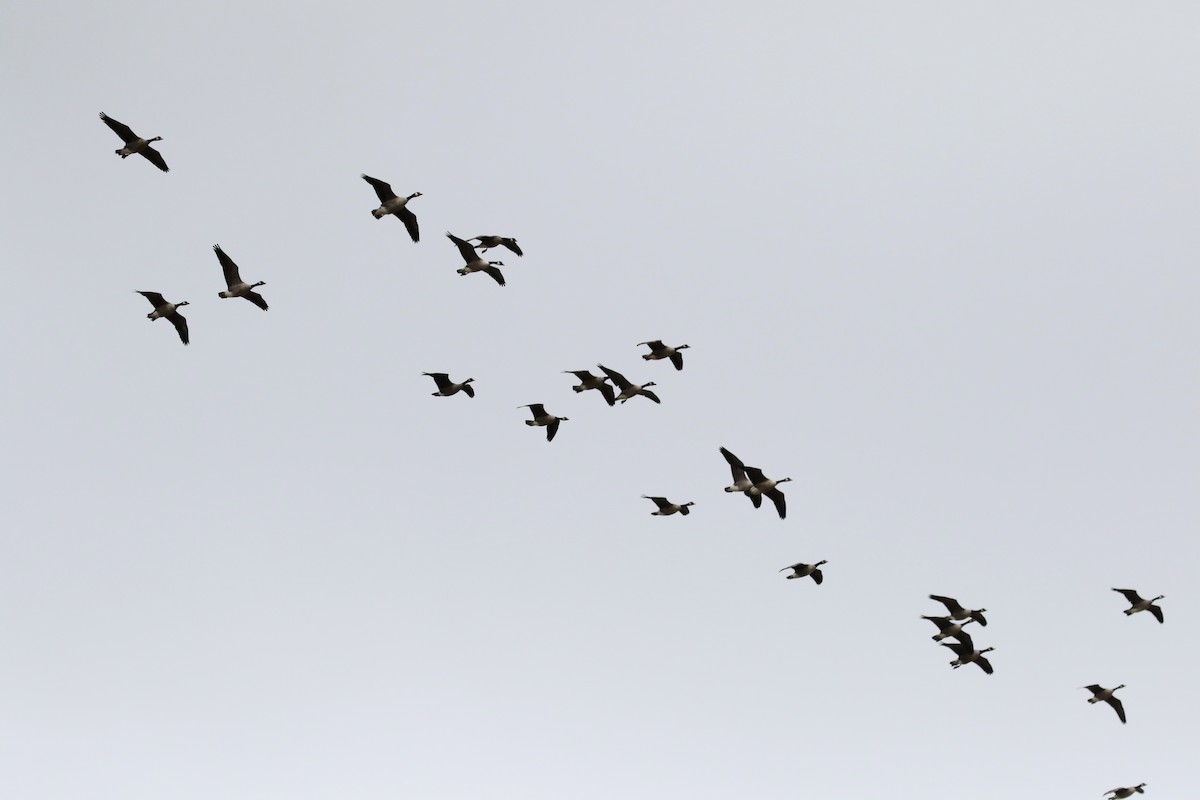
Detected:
[
  {"left": 135, "top": 291, "right": 189, "bottom": 345},
  {"left": 922, "top": 615, "right": 978, "bottom": 642},
  {"left": 940, "top": 641, "right": 995, "bottom": 674},
  {"left": 563, "top": 370, "right": 616, "bottom": 406},
  {"left": 361, "top": 174, "right": 421, "bottom": 242},
  {"left": 447, "top": 232, "right": 505, "bottom": 286},
  {"left": 780, "top": 560, "right": 826, "bottom": 584},
  {"left": 719, "top": 447, "right": 757, "bottom": 494},
  {"left": 1083, "top": 684, "right": 1127, "bottom": 724},
  {"left": 469, "top": 236, "right": 523, "bottom": 257},
  {"left": 929, "top": 595, "right": 988, "bottom": 626},
  {"left": 1112, "top": 588, "right": 1164, "bottom": 623},
  {"left": 1104, "top": 784, "right": 1147, "bottom": 798},
  {"left": 99, "top": 112, "right": 168, "bottom": 172},
  {"left": 423, "top": 372, "right": 475, "bottom": 398},
  {"left": 519, "top": 404, "right": 568, "bottom": 442},
  {"left": 743, "top": 465, "right": 791, "bottom": 519},
  {"left": 638, "top": 340, "right": 690, "bottom": 371},
  {"left": 643, "top": 496, "right": 694, "bottom": 516},
  {"left": 596, "top": 364, "right": 659, "bottom": 404},
  {"left": 213, "top": 245, "right": 267, "bottom": 310}
]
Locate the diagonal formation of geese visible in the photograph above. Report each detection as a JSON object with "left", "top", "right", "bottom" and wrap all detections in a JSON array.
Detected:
[
  {"left": 213, "top": 245, "right": 268, "bottom": 310},
  {"left": 423, "top": 372, "right": 475, "bottom": 398},
  {"left": 447, "top": 232, "right": 506, "bottom": 286},
  {"left": 100, "top": 112, "right": 168, "bottom": 172},
  {"left": 638, "top": 340, "right": 689, "bottom": 370},
  {"left": 520, "top": 404, "right": 567, "bottom": 442},
  {"left": 135, "top": 291, "right": 189, "bottom": 345},
  {"left": 362, "top": 174, "right": 421, "bottom": 242}
]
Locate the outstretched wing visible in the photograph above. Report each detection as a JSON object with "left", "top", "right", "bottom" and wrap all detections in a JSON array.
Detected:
[
  {"left": 99, "top": 112, "right": 137, "bottom": 143},
  {"left": 502, "top": 239, "right": 523, "bottom": 257},
  {"left": 213, "top": 245, "right": 242, "bottom": 287},
  {"left": 396, "top": 207, "right": 419, "bottom": 242},
  {"left": 167, "top": 312, "right": 189, "bottom": 345},
  {"left": 669, "top": 351, "right": 684, "bottom": 370},
  {"left": 1148, "top": 605, "right": 1164, "bottom": 624},
  {"left": 639, "top": 340, "right": 666, "bottom": 351},
  {"left": 597, "top": 364, "right": 631, "bottom": 389},
  {"left": 640, "top": 388, "right": 661, "bottom": 404},
  {"left": 810, "top": 568, "right": 823, "bottom": 585},
  {"left": 546, "top": 418, "right": 560, "bottom": 442},
  {"left": 743, "top": 465, "right": 768, "bottom": 485},
  {"left": 139, "top": 145, "right": 169, "bottom": 172},
  {"left": 974, "top": 655, "right": 994, "bottom": 675},
  {"left": 483, "top": 266, "right": 506, "bottom": 287},
  {"left": 720, "top": 447, "right": 747, "bottom": 482},
  {"left": 522, "top": 403, "right": 547, "bottom": 418},
  {"left": 1112, "top": 588, "right": 1144, "bottom": 604},
  {"left": 1106, "top": 696, "right": 1126, "bottom": 724},
  {"left": 243, "top": 290, "right": 268, "bottom": 311},
  {"left": 930, "top": 595, "right": 965, "bottom": 614},
  {"left": 643, "top": 495, "right": 671, "bottom": 510},
  {"left": 597, "top": 382, "right": 616, "bottom": 406},
  {"left": 136, "top": 290, "right": 167, "bottom": 308},
  {"left": 424, "top": 372, "right": 452, "bottom": 391},
  {"left": 764, "top": 488, "right": 786, "bottom": 519},
  {"left": 446, "top": 232, "right": 479, "bottom": 263},
  {"left": 361, "top": 174, "right": 397, "bottom": 203}
]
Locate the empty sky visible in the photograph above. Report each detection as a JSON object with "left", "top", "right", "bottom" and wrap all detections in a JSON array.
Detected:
[{"left": 2, "top": 2, "right": 1197, "bottom": 797}]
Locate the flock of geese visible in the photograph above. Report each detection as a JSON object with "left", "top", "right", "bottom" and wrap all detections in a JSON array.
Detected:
[{"left": 101, "top": 111, "right": 1168, "bottom": 798}]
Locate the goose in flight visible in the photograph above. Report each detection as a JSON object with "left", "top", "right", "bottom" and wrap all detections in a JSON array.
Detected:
[
  {"left": 135, "top": 291, "right": 189, "bottom": 345},
  {"left": 563, "top": 370, "right": 616, "bottom": 406},
  {"left": 940, "top": 640, "right": 995, "bottom": 674},
  {"left": 1104, "top": 784, "right": 1147, "bottom": 798},
  {"left": 929, "top": 595, "right": 987, "bottom": 626},
  {"left": 638, "top": 340, "right": 689, "bottom": 370},
  {"left": 780, "top": 560, "right": 826, "bottom": 584},
  {"left": 1083, "top": 684, "right": 1127, "bottom": 724},
  {"left": 922, "top": 615, "right": 978, "bottom": 642},
  {"left": 423, "top": 373, "right": 475, "bottom": 398},
  {"left": 361, "top": 174, "right": 421, "bottom": 242},
  {"left": 596, "top": 364, "right": 659, "bottom": 404},
  {"left": 1112, "top": 588, "right": 1164, "bottom": 623},
  {"left": 520, "top": 404, "right": 567, "bottom": 442},
  {"left": 469, "top": 236, "right": 523, "bottom": 257},
  {"left": 99, "top": 112, "right": 168, "bottom": 172},
  {"left": 213, "top": 245, "right": 267, "bottom": 310},
  {"left": 718, "top": 447, "right": 759, "bottom": 501},
  {"left": 447, "top": 232, "right": 505, "bottom": 286},
  {"left": 642, "top": 496, "right": 694, "bottom": 516},
  {"left": 744, "top": 465, "right": 790, "bottom": 519}
]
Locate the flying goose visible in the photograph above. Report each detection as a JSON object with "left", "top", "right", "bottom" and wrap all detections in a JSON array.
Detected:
[
  {"left": 1104, "top": 784, "right": 1147, "bottom": 798},
  {"left": 719, "top": 447, "right": 757, "bottom": 494},
  {"left": 780, "top": 560, "right": 826, "bottom": 584},
  {"left": 642, "top": 496, "right": 694, "bottom": 516},
  {"left": 361, "top": 174, "right": 421, "bottom": 242},
  {"left": 423, "top": 372, "right": 475, "bottom": 398},
  {"left": 213, "top": 245, "right": 267, "bottom": 310},
  {"left": 922, "top": 615, "right": 978, "bottom": 642},
  {"left": 743, "top": 465, "right": 790, "bottom": 519},
  {"left": 563, "top": 370, "right": 616, "bottom": 406},
  {"left": 520, "top": 404, "right": 568, "bottom": 442},
  {"left": 929, "top": 595, "right": 987, "bottom": 626},
  {"left": 638, "top": 340, "right": 690, "bottom": 370},
  {"left": 1112, "top": 588, "right": 1164, "bottom": 623},
  {"left": 447, "top": 232, "right": 505, "bottom": 286},
  {"left": 99, "top": 112, "right": 168, "bottom": 172},
  {"left": 469, "top": 236, "right": 523, "bottom": 257},
  {"left": 940, "top": 640, "right": 995, "bottom": 674},
  {"left": 1083, "top": 684, "right": 1127, "bottom": 724},
  {"left": 135, "top": 291, "right": 189, "bottom": 345},
  {"left": 596, "top": 364, "right": 659, "bottom": 404}
]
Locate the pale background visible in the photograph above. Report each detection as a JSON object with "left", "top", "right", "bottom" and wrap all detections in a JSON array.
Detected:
[{"left": 2, "top": 2, "right": 1196, "bottom": 797}]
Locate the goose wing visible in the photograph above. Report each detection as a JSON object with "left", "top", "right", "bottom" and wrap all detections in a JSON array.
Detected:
[
  {"left": 779, "top": 562, "right": 805, "bottom": 573},
  {"left": 930, "top": 595, "right": 965, "bottom": 614},
  {"left": 720, "top": 447, "right": 747, "bottom": 482},
  {"left": 597, "top": 364, "right": 631, "bottom": 389},
  {"left": 396, "top": 206, "right": 419, "bottom": 242},
  {"left": 546, "top": 418, "right": 560, "bottom": 442},
  {"left": 764, "top": 487, "right": 786, "bottom": 519},
  {"left": 974, "top": 654, "right": 994, "bottom": 675},
  {"left": 243, "top": 290, "right": 268, "bottom": 311},
  {"left": 501, "top": 238, "right": 523, "bottom": 256},
  {"left": 139, "top": 144, "right": 169, "bottom": 173},
  {"left": 639, "top": 387, "right": 661, "bottom": 403},
  {"left": 952, "top": 629, "right": 975, "bottom": 650},
  {"left": 971, "top": 610, "right": 988, "bottom": 627},
  {"left": 596, "top": 382, "right": 616, "bottom": 406},
  {"left": 446, "top": 232, "right": 478, "bottom": 263},
  {"left": 669, "top": 351, "right": 684, "bottom": 370},
  {"left": 564, "top": 370, "right": 594, "bottom": 381},
  {"left": 361, "top": 174, "right": 397, "bottom": 203},
  {"left": 643, "top": 495, "right": 672, "bottom": 510},
  {"left": 99, "top": 112, "right": 137, "bottom": 143},
  {"left": 939, "top": 640, "right": 972, "bottom": 656},
  {"left": 809, "top": 567, "right": 823, "bottom": 584},
  {"left": 922, "top": 615, "right": 953, "bottom": 631},
  {"left": 424, "top": 372, "right": 453, "bottom": 391},
  {"left": 482, "top": 265, "right": 506, "bottom": 287},
  {"left": 136, "top": 290, "right": 168, "bottom": 309},
  {"left": 213, "top": 245, "right": 242, "bottom": 287},
  {"left": 461, "top": 383, "right": 475, "bottom": 398},
  {"left": 522, "top": 403, "right": 547, "bottom": 418},
  {"left": 1148, "top": 604, "right": 1164, "bottom": 624},
  {"left": 747, "top": 491, "right": 763, "bottom": 508},
  {"left": 167, "top": 312, "right": 189, "bottom": 345},
  {"left": 1083, "top": 684, "right": 1105, "bottom": 696},
  {"left": 1112, "top": 588, "right": 1144, "bottom": 604},
  {"left": 743, "top": 465, "right": 769, "bottom": 486},
  {"left": 1106, "top": 695, "right": 1126, "bottom": 723},
  {"left": 638, "top": 340, "right": 666, "bottom": 352}
]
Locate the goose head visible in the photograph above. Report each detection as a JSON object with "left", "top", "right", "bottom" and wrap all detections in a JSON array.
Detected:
[
  {"left": 980, "top": 647, "right": 995, "bottom": 654},
  {"left": 149, "top": 136, "right": 163, "bottom": 142},
  {"left": 815, "top": 560, "right": 828, "bottom": 566},
  {"left": 462, "top": 378, "right": 476, "bottom": 384},
  {"left": 407, "top": 191, "right": 423, "bottom": 200},
  {"left": 677, "top": 344, "right": 691, "bottom": 350},
  {"left": 558, "top": 416, "right": 570, "bottom": 422},
  {"left": 683, "top": 502, "right": 696, "bottom": 507},
  {"left": 777, "top": 477, "right": 793, "bottom": 484},
  {"left": 642, "top": 381, "right": 657, "bottom": 388},
  {"left": 489, "top": 260, "right": 505, "bottom": 267},
  {"left": 1151, "top": 595, "right": 1165, "bottom": 601},
  {"left": 251, "top": 280, "right": 266, "bottom": 288},
  {"left": 1115, "top": 684, "right": 1126, "bottom": 690},
  {"left": 175, "top": 300, "right": 190, "bottom": 308}
]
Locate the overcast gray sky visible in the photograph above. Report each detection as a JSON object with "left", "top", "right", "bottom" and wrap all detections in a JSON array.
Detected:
[{"left": 2, "top": 2, "right": 1197, "bottom": 797}]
